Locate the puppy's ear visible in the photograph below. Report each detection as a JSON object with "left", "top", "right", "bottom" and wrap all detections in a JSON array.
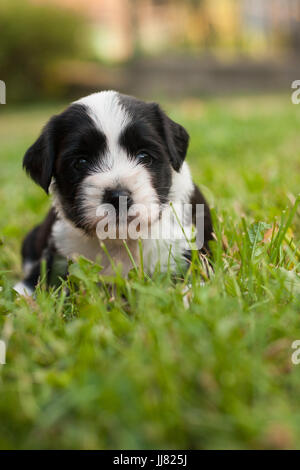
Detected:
[
  {"left": 152, "top": 104, "right": 189, "bottom": 172},
  {"left": 23, "top": 116, "right": 59, "bottom": 194}
]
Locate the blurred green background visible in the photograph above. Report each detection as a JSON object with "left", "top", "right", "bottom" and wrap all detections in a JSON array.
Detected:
[{"left": 1, "top": 0, "right": 300, "bottom": 102}]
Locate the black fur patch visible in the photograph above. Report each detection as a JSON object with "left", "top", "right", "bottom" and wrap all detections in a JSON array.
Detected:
[
  {"left": 21, "top": 208, "right": 57, "bottom": 263},
  {"left": 24, "top": 103, "right": 107, "bottom": 230},
  {"left": 183, "top": 184, "right": 213, "bottom": 265},
  {"left": 20, "top": 208, "right": 58, "bottom": 289},
  {"left": 119, "top": 94, "right": 189, "bottom": 173},
  {"left": 52, "top": 105, "right": 107, "bottom": 229},
  {"left": 119, "top": 119, "right": 172, "bottom": 205}
]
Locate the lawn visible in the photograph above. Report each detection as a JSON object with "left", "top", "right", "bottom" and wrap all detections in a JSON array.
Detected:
[{"left": 1, "top": 94, "right": 300, "bottom": 450}]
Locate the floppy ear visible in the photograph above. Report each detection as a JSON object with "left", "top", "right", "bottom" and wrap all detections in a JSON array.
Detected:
[
  {"left": 152, "top": 104, "right": 189, "bottom": 172},
  {"left": 23, "top": 116, "right": 59, "bottom": 194}
]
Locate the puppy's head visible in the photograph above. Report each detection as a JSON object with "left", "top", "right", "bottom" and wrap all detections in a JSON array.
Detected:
[{"left": 23, "top": 91, "right": 189, "bottom": 235}]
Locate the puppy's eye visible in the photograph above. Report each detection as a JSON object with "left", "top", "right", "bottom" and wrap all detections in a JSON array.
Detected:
[
  {"left": 136, "top": 152, "right": 150, "bottom": 161},
  {"left": 74, "top": 158, "right": 88, "bottom": 170}
]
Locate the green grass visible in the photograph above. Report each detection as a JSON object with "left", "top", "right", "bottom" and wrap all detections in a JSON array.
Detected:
[{"left": 1, "top": 94, "right": 300, "bottom": 450}]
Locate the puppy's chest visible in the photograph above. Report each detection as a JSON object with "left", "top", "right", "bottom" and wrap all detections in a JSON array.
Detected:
[
  {"left": 52, "top": 219, "right": 137, "bottom": 276},
  {"left": 52, "top": 217, "right": 190, "bottom": 275}
]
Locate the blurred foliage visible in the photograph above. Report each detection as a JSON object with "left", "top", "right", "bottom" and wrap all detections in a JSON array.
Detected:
[{"left": 0, "top": 0, "right": 90, "bottom": 102}]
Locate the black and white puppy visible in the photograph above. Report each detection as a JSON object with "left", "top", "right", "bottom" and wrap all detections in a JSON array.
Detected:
[{"left": 14, "top": 91, "right": 213, "bottom": 295}]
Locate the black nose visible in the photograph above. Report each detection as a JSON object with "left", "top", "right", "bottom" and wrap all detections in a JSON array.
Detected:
[{"left": 102, "top": 188, "right": 133, "bottom": 211}]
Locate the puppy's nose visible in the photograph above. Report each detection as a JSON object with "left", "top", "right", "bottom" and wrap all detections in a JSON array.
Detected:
[{"left": 103, "top": 188, "right": 133, "bottom": 211}]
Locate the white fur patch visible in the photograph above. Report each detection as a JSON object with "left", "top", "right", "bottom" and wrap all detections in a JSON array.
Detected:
[
  {"left": 23, "top": 261, "right": 34, "bottom": 278},
  {"left": 53, "top": 218, "right": 138, "bottom": 276},
  {"left": 141, "top": 162, "right": 195, "bottom": 272},
  {"left": 13, "top": 282, "right": 33, "bottom": 297},
  {"left": 169, "top": 162, "right": 194, "bottom": 203},
  {"left": 52, "top": 219, "right": 101, "bottom": 261}
]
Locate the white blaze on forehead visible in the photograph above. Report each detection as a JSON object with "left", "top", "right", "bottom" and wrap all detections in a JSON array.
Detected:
[
  {"left": 74, "top": 91, "right": 134, "bottom": 174},
  {"left": 74, "top": 90, "right": 131, "bottom": 154}
]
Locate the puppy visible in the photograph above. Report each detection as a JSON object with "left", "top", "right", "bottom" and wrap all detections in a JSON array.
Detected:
[{"left": 14, "top": 91, "right": 213, "bottom": 295}]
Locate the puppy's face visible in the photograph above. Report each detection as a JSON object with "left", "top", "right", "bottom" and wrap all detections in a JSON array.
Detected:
[{"left": 23, "top": 91, "right": 189, "bottom": 235}]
